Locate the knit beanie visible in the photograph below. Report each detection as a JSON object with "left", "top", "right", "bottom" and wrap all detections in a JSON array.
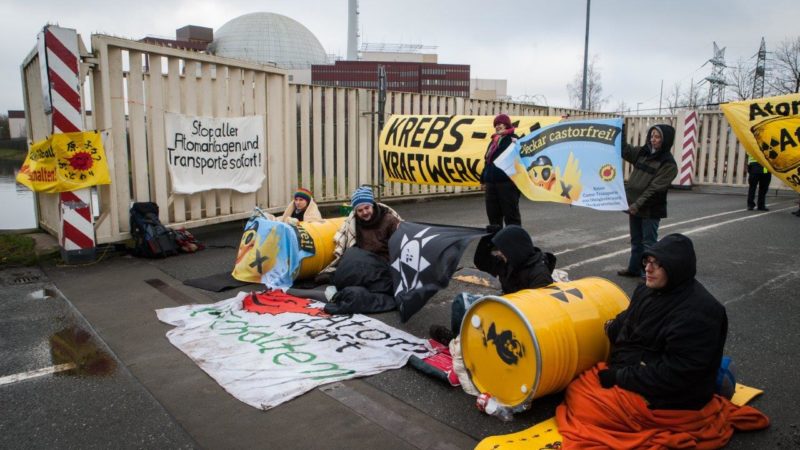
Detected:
[
  {"left": 351, "top": 186, "right": 374, "bottom": 208},
  {"left": 294, "top": 188, "right": 313, "bottom": 202},
  {"left": 493, "top": 114, "right": 512, "bottom": 128}
]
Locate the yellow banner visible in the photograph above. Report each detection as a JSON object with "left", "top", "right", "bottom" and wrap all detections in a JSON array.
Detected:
[
  {"left": 721, "top": 93, "right": 800, "bottom": 193},
  {"left": 16, "top": 131, "right": 111, "bottom": 193},
  {"left": 379, "top": 115, "right": 562, "bottom": 187}
]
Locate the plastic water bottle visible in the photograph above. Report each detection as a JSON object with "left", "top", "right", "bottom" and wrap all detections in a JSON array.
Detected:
[{"left": 476, "top": 393, "right": 513, "bottom": 422}]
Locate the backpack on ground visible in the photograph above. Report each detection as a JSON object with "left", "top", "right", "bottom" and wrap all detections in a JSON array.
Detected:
[{"left": 129, "top": 202, "right": 179, "bottom": 258}]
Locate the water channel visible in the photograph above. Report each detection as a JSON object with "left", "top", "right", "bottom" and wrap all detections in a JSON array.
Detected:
[{"left": 0, "top": 159, "right": 37, "bottom": 230}]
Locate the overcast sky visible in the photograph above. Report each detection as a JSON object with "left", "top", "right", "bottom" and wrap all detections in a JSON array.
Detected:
[{"left": 1, "top": 0, "right": 797, "bottom": 114}]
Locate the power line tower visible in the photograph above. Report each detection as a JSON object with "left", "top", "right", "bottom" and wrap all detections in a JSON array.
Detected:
[
  {"left": 705, "top": 42, "right": 727, "bottom": 106},
  {"left": 752, "top": 37, "right": 767, "bottom": 98}
]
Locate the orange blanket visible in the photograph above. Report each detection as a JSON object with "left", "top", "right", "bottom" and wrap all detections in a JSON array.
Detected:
[{"left": 556, "top": 363, "right": 769, "bottom": 449}]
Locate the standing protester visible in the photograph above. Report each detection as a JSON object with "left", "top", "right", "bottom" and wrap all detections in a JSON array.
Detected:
[
  {"left": 481, "top": 114, "right": 521, "bottom": 229},
  {"left": 746, "top": 155, "right": 772, "bottom": 211},
  {"left": 617, "top": 125, "right": 678, "bottom": 278},
  {"left": 280, "top": 188, "right": 323, "bottom": 224}
]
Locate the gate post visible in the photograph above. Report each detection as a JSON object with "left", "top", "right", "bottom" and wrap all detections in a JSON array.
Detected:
[
  {"left": 673, "top": 110, "right": 698, "bottom": 189},
  {"left": 39, "top": 25, "right": 96, "bottom": 263}
]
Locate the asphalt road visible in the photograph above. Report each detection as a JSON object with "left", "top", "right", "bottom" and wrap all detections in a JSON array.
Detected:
[{"left": 1, "top": 186, "right": 798, "bottom": 449}]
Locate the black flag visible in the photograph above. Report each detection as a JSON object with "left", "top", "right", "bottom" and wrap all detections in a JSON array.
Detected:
[{"left": 389, "top": 222, "right": 487, "bottom": 322}]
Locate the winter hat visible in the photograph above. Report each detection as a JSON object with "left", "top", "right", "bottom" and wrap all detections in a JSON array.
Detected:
[
  {"left": 294, "top": 188, "right": 313, "bottom": 202},
  {"left": 351, "top": 186, "right": 374, "bottom": 208},
  {"left": 493, "top": 113, "right": 512, "bottom": 128}
]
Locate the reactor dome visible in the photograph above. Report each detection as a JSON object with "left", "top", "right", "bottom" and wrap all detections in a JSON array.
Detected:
[{"left": 209, "top": 12, "right": 327, "bottom": 69}]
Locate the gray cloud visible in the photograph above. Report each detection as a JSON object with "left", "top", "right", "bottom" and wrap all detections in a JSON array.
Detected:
[{"left": 2, "top": 0, "right": 796, "bottom": 113}]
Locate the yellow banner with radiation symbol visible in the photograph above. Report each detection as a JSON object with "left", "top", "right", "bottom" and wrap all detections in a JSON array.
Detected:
[
  {"left": 16, "top": 131, "right": 111, "bottom": 193},
  {"left": 379, "top": 115, "right": 562, "bottom": 187},
  {"left": 721, "top": 93, "right": 800, "bottom": 193}
]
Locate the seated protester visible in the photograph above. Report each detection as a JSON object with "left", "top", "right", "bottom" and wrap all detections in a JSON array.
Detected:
[
  {"left": 315, "top": 186, "right": 402, "bottom": 314},
  {"left": 315, "top": 186, "right": 401, "bottom": 283},
  {"left": 279, "top": 188, "right": 323, "bottom": 224},
  {"left": 556, "top": 234, "right": 769, "bottom": 449},
  {"left": 431, "top": 225, "right": 555, "bottom": 345}
]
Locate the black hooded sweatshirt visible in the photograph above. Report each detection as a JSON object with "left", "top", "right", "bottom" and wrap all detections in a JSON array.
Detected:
[
  {"left": 474, "top": 225, "right": 555, "bottom": 294},
  {"left": 604, "top": 234, "right": 728, "bottom": 410},
  {"left": 622, "top": 124, "right": 678, "bottom": 219}
]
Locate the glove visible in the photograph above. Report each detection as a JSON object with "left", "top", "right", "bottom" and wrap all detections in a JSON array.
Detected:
[
  {"left": 598, "top": 369, "right": 617, "bottom": 389},
  {"left": 313, "top": 272, "right": 332, "bottom": 286}
]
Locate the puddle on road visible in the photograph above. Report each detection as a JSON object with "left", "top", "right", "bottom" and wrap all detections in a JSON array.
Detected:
[
  {"left": 49, "top": 326, "right": 117, "bottom": 377},
  {"left": 28, "top": 288, "right": 58, "bottom": 301}
]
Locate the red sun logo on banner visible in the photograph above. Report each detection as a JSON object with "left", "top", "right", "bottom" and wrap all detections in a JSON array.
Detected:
[
  {"left": 243, "top": 292, "right": 330, "bottom": 317},
  {"left": 67, "top": 151, "right": 94, "bottom": 171},
  {"left": 599, "top": 164, "right": 616, "bottom": 181}
]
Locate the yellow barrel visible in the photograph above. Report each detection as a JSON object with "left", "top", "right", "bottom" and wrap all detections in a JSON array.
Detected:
[
  {"left": 295, "top": 217, "right": 345, "bottom": 280},
  {"left": 460, "top": 277, "right": 629, "bottom": 408}
]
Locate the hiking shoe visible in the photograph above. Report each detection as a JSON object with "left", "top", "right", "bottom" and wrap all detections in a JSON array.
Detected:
[
  {"left": 429, "top": 325, "right": 455, "bottom": 346},
  {"left": 617, "top": 269, "right": 640, "bottom": 277}
]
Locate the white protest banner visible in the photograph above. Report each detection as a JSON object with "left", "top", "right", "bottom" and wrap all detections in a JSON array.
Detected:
[
  {"left": 156, "top": 292, "right": 432, "bottom": 410},
  {"left": 165, "top": 112, "right": 266, "bottom": 194}
]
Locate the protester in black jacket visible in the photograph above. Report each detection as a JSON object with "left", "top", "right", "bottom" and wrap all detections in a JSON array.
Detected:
[
  {"left": 600, "top": 233, "right": 728, "bottom": 410},
  {"left": 431, "top": 225, "right": 555, "bottom": 344},
  {"left": 618, "top": 124, "right": 678, "bottom": 278},
  {"left": 481, "top": 114, "right": 522, "bottom": 228}
]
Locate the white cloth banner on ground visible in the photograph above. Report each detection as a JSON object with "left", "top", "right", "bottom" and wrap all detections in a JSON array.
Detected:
[
  {"left": 164, "top": 112, "right": 266, "bottom": 194},
  {"left": 156, "top": 292, "right": 433, "bottom": 410}
]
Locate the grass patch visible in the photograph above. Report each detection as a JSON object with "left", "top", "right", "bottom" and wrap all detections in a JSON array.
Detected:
[
  {"left": 0, "top": 234, "right": 39, "bottom": 267},
  {"left": 0, "top": 148, "right": 26, "bottom": 163}
]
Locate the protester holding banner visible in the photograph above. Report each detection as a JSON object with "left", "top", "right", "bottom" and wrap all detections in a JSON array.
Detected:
[
  {"left": 481, "top": 114, "right": 521, "bottom": 229},
  {"left": 617, "top": 125, "right": 678, "bottom": 278},
  {"left": 746, "top": 156, "right": 772, "bottom": 211},
  {"left": 279, "top": 188, "right": 323, "bottom": 223},
  {"left": 430, "top": 225, "right": 555, "bottom": 345}
]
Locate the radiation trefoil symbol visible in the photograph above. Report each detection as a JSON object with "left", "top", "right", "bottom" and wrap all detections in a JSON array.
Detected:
[{"left": 391, "top": 227, "right": 438, "bottom": 295}]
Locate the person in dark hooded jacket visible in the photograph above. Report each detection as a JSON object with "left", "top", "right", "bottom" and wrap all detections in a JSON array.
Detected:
[
  {"left": 600, "top": 233, "right": 728, "bottom": 410},
  {"left": 618, "top": 124, "right": 679, "bottom": 278},
  {"left": 430, "top": 225, "right": 555, "bottom": 344}
]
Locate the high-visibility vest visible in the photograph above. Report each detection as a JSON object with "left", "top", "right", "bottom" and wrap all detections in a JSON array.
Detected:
[{"left": 748, "top": 155, "right": 768, "bottom": 173}]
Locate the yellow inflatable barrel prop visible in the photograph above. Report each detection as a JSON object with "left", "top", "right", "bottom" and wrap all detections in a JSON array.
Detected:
[
  {"left": 295, "top": 217, "right": 345, "bottom": 280},
  {"left": 460, "top": 277, "right": 629, "bottom": 408}
]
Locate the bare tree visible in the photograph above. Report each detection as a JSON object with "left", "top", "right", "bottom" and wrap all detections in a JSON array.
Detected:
[
  {"left": 727, "top": 58, "right": 755, "bottom": 100},
  {"left": 566, "top": 56, "right": 609, "bottom": 111},
  {"left": 769, "top": 36, "right": 800, "bottom": 94},
  {"left": 0, "top": 114, "right": 9, "bottom": 140},
  {"left": 614, "top": 100, "right": 630, "bottom": 115},
  {"left": 665, "top": 82, "right": 682, "bottom": 113},
  {"left": 682, "top": 80, "right": 706, "bottom": 109}
]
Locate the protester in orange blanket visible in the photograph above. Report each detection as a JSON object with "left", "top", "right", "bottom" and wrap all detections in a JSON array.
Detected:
[{"left": 556, "top": 233, "right": 769, "bottom": 448}]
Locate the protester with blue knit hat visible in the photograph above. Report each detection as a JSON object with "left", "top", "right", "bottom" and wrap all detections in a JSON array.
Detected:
[
  {"left": 351, "top": 185, "right": 374, "bottom": 209},
  {"left": 314, "top": 185, "right": 402, "bottom": 286}
]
